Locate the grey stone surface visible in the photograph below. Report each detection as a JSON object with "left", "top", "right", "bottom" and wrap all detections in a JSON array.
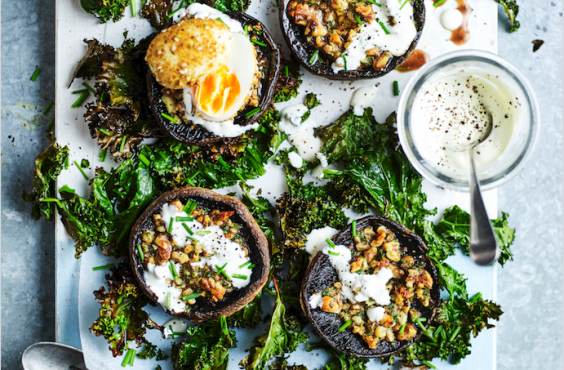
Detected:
[{"left": 1, "top": 1, "right": 561, "bottom": 370}]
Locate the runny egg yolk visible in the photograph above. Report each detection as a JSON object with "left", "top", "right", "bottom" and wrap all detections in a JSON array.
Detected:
[{"left": 195, "top": 65, "right": 241, "bottom": 118}]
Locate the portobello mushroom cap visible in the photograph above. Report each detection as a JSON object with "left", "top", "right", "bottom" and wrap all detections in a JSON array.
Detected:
[
  {"left": 129, "top": 187, "right": 270, "bottom": 322},
  {"left": 279, "top": 0, "right": 425, "bottom": 80},
  {"left": 148, "top": 11, "right": 281, "bottom": 145},
  {"left": 300, "top": 215, "right": 440, "bottom": 358}
]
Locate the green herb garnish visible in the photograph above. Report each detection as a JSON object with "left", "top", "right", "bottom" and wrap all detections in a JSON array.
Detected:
[
  {"left": 182, "top": 292, "right": 201, "bottom": 301},
  {"left": 30, "top": 67, "right": 41, "bottom": 81},
  {"left": 93, "top": 263, "right": 115, "bottom": 271},
  {"left": 338, "top": 320, "right": 352, "bottom": 332},
  {"left": 137, "top": 245, "right": 144, "bottom": 261},
  {"left": 74, "top": 160, "right": 89, "bottom": 180}
]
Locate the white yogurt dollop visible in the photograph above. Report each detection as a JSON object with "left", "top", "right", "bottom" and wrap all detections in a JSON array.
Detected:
[
  {"left": 367, "top": 306, "right": 386, "bottom": 322},
  {"left": 351, "top": 86, "right": 377, "bottom": 116},
  {"left": 163, "top": 319, "right": 189, "bottom": 338},
  {"left": 305, "top": 227, "right": 339, "bottom": 256},
  {"left": 440, "top": 8, "right": 463, "bottom": 31},
  {"left": 411, "top": 71, "right": 518, "bottom": 175},
  {"left": 309, "top": 292, "right": 323, "bottom": 309},
  {"left": 173, "top": 2, "right": 243, "bottom": 32},
  {"left": 288, "top": 151, "right": 304, "bottom": 168}
]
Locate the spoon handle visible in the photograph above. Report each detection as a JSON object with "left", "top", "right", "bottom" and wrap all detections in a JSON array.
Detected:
[{"left": 467, "top": 148, "right": 499, "bottom": 266}]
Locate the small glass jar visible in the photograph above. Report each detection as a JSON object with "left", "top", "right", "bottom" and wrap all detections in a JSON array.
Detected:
[{"left": 397, "top": 50, "right": 541, "bottom": 191}]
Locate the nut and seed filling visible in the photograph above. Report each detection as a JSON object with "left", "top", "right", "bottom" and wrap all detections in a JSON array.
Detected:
[
  {"left": 287, "top": 0, "right": 395, "bottom": 70},
  {"left": 140, "top": 199, "right": 248, "bottom": 309},
  {"left": 317, "top": 225, "right": 433, "bottom": 349}
]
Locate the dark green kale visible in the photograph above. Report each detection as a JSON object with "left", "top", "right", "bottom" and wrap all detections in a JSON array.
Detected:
[
  {"left": 431, "top": 258, "right": 468, "bottom": 301},
  {"left": 495, "top": 0, "right": 520, "bottom": 33},
  {"left": 81, "top": 159, "right": 90, "bottom": 168},
  {"left": 141, "top": 107, "right": 284, "bottom": 191},
  {"left": 80, "top": 0, "right": 129, "bottom": 23},
  {"left": 317, "top": 109, "right": 435, "bottom": 229},
  {"left": 307, "top": 342, "right": 368, "bottom": 370},
  {"left": 435, "top": 206, "right": 515, "bottom": 266},
  {"left": 90, "top": 262, "right": 162, "bottom": 357},
  {"left": 239, "top": 282, "right": 309, "bottom": 370},
  {"left": 171, "top": 316, "right": 236, "bottom": 370},
  {"left": 72, "top": 38, "right": 160, "bottom": 160},
  {"left": 301, "top": 93, "right": 322, "bottom": 122},
  {"left": 22, "top": 138, "right": 69, "bottom": 221},
  {"left": 322, "top": 171, "right": 375, "bottom": 214},
  {"left": 274, "top": 57, "right": 303, "bottom": 103},
  {"left": 269, "top": 357, "right": 309, "bottom": 370},
  {"left": 420, "top": 219, "right": 457, "bottom": 262},
  {"left": 137, "top": 341, "right": 167, "bottom": 360}
]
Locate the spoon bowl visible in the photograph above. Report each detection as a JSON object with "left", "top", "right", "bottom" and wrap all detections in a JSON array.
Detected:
[{"left": 22, "top": 342, "right": 86, "bottom": 370}]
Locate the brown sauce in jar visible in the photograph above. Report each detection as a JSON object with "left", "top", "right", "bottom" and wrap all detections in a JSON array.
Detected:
[{"left": 397, "top": 50, "right": 430, "bottom": 73}]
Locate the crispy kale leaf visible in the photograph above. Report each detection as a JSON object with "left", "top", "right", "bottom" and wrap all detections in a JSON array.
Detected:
[
  {"left": 22, "top": 139, "right": 69, "bottom": 221},
  {"left": 307, "top": 342, "right": 368, "bottom": 370},
  {"left": 240, "top": 284, "right": 309, "bottom": 370},
  {"left": 318, "top": 109, "right": 435, "bottom": 229},
  {"left": 431, "top": 258, "right": 468, "bottom": 301},
  {"left": 90, "top": 262, "right": 162, "bottom": 357},
  {"left": 495, "top": 0, "right": 520, "bottom": 33},
  {"left": 171, "top": 316, "right": 236, "bottom": 370},
  {"left": 72, "top": 38, "right": 160, "bottom": 160},
  {"left": 435, "top": 206, "right": 516, "bottom": 266},
  {"left": 420, "top": 219, "right": 457, "bottom": 262},
  {"left": 301, "top": 93, "right": 322, "bottom": 122},
  {"left": 137, "top": 341, "right": 167, "bottom": 360},
  {"left": 274, "top": 57, "right": 303, "bottom": 103},
  {"left": 269, "top": 357, "right": 309, "bottom": 370},
  {"left": 141, "top": 107, "right": 284, "bottom": 191},
  {"left": 80, "top": 0, "right": 129, "bottom": 23}
]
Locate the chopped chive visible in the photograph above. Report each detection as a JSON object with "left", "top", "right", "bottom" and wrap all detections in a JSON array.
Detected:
[
  {"left": 137, "top": 245, "right": 144, "bottom": 261},
  {"left": 45, "top": 117, "right": 55, "bottom": 132},
  {"left": 72, "top": 91, "right": 89, "bottom": 108},
  {"left": 169, "top": 261, "right": 178, "bottom": 279},
  {"left": 121, "top": 349, "right": 133, "bottom": 367},
  {"left": 434, "top": 325, "right": 444, "bottom": 339},
  {"left": 182, "top": 223, "right": 194, "bottom": 235},
  {"left": 167, "top": 292, "right": 172, "bottom": 309},
  {"left": 119, "top": 135, "right": 127, "bottom": 153},
  {"left": 100, "top": 91, "right": 105, "bottom": 101},
  {"left": 167, "top": 0, "right": 185, "bottom": 18},
  {"left": 239, "top": 261, "right": 251, "bottom": 268},
  {"left": 216, "top": 263, "right": 228, "bottom": 274},
  {"left": 74, "top": 160, "right": 89, "bottom": 180},
  {"left": 128, "top": 349, "right": 136, "bottom": 365},
  {"left": 99, "top": 150, "right": 107, "bottom": 162},
  {"left": 396, "top": 67, "right": 408, "bottom": 70},
  {"left": 328, "top": 250, "right": 339, "bottom": 256},
  {"left": 244, "top": 25, "right": 249, "bottom": 37},
  {"left": 399, "top": 323, "right": 407, "bottom": 335},
  {"left": 415, "top": 318, "right": 426, "bottom": 331},
  {"left": 235, "top": 172, "right": 246, "bottom": 183},
  {"left": 138, "top": 153, "right": 150, "bottom": 166},
  {"left": 399, "top": 0, "right": 409, "bottom": 10},
  {"left": 308, "top": 50, "right": 319, "bottom": 64},
  {"left": 169, "top": 325, "right": 175, "bottom": 339},
  {"left": 99, "top": 128, "right": 111, "bottom": 136},
  {"left": 195, "top": 230, "right": 211, "bottom": 235},
  {"left": 285, "top": 65, "right": 289, "bottom": 77},
  {"left": 93, "top": 263, "right": 115, "bottom": 271},
  {"left": 422, "top": 360, "right": 436, "bottom": 369},
  {"left": 182, "top": 292, "right": 201, "bottom": 301},
  {"left": 433, "top": 0, "right": 447, "bottom": 7},
  {"left": 264, "top": 288, "right": 276, "bottom": 296},
  {"left": 31, "top": 67, "right": 42, "bottom": 81},
  {"left": 448, "top": 326, "right": 461, "bottom": 342},
  {"left": 354, "top": 13, "right": 363, "bottom": 26},
  {"left": 326, "top": 238, "right": 336, "bottom": 248},
  {"left": 378, "top": 20, "right": 390, "bottom": 35},
  {"left": 248, "top": 264, "right": 255, "bottom": 269},
  {"left": 245, "top": 107, "right": 260, "bottom": 119},
  {"left": 351, "top": 220, "right": 357, "bottom": 237},
  {"left": 176, "top": 216, "right": 193, "bottom": 222},
  {"left": 186, "top": 236, "right": 200, "bottom": 242},
  {"left": 325, "top": 365, "right": 331, "bottom": 370},
  {"left": 72, "top": 89, "right": 87, "bottom": 94},
  {"left": 232, "top": 274, "right": 247, "bottom": 279},
  {"left": 366, "top": 0, "right": 381, "bottom": 5},
  {"left": 216, "top": 17, "right": 229, "bottom": 29},
  {"left": 43, "top": 101, "right": 54, "bottom": 115},
  {"left": 82, "top": 82, "right": 96, "bottom": 94},
  {"left": 161, "top": 112, "right": 179, "bottom": 123},
  {"left": 65, "top": 156, "right": 69, "bottom": 170},
  {"left": 426, "top": 342, "right": 439, "bottom": 347},
  {"left": 418, "top": 317, "right": 427, "bottom": 322},
  {"left": 393, "top": 80, "right": 400, "bottom": 96},
  {"left": 343, "top": 54, "right": 348, "bottom": 70},
  {"left": 130, "top": 0, "right": 136, "bottom": 17},
  {"left": 338, "top": 320, "right": 352, "bottom": 332},
  {"left": 168, "top": 217, "right": 174, "bottom": 233},
  {"left": 41, "top": 198, "right": 63, "bottom": 208},
  {"left": 251, "top": 39, "right": 267, "bottom": 47},
  {"left": 217, "top": 155, "right": 230, "bottom": 170},
  {"left": 183, "top": 200, "right": 197, "bottom": 216}
]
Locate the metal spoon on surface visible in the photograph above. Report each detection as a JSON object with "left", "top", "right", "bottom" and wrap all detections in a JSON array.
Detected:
[
  {"left": 455, "top": 112, "right": 499, "bottom": 266},
  {"left": 22, "top": 342, "right": 87, "bottom": 370}
]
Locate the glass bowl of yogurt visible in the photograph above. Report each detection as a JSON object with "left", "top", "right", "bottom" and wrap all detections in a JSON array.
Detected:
[{"left": 397, "top": 50, "right": 540, "bottom": 191}]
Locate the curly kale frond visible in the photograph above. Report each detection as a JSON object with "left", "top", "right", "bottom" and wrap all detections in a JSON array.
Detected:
[
  {"left": 307, "top": 342, "right": 369, "bottom": 370},
  {"left": 171, "top": 316, "right": 236, "bottom": 370},
  {"left": 240, "top": 283, "right": 309, "bottom": 370},
  {"left": 80, "top": 0, "right": 129, "bottom": 23},
  {"left": 495, "top": 0, "right": 520, "bottom": 33},
  {"left": 90, "top": 262, "right": 162, "bottom": 357},
  {"left": 269, "top": 357, "right": 309, "bottom": 370},
  {"left": 274, "top": 57, "right": 303, "bottom": 103},
  {"left": 136, "top": 341, "right": 167, "bottom": 360},
  {"left": 22, "top": 139, "right": 69, "bottom": 221}
]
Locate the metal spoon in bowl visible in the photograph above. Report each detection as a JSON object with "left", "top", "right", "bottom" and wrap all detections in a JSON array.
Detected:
[
  {"left": 22, "top": 342, "right": 87, "bottom": 370},
  {"left": 455, "top": 112, "right": 499, "bottom": 266}
]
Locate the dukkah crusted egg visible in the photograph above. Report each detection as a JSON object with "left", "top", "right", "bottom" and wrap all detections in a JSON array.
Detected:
[{"left": 146, "top": 18, "right": 232, "bottom": 89}]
